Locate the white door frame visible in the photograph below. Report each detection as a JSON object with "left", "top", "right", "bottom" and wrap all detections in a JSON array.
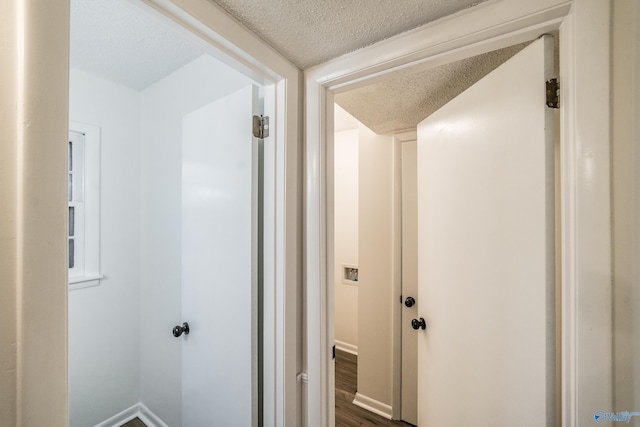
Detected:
[
  {"left": 394, "top": 130, "right": 417, "bottom": 423},
  {"left": 304, "top": 1, "right": 612, "bottom": 426},
  {"left": 138, "top": 2, "right": 301, "bottom": 426},
  {"left": 7, "top": 0, "right": 300, "bottom": 425}
]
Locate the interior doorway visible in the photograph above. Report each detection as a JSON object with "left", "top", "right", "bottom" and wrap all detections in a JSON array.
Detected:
[
  {"left": 328, "top": 35, "right": 559, "bottom": 426},
  {"left": 68, "top": 1, "right": 275, "bottom": 425},
  {"left": 331, "top": 105, "right": 416, "bottom": 426}
]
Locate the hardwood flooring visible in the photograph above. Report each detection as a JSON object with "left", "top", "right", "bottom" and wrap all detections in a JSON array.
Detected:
[
  {"left": 120, "top": 418, "right": 146, "bottom": 427},
  {"left": 120, "top": 351, "right": 412, "bottom": 427},
  {"left": 335, "top": 349, "right": 414, "bottom": 427}
]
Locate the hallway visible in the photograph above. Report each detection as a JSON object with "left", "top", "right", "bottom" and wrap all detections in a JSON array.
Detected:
[{"left": 335, "top": 350, "right": 413, "bottom": 426}]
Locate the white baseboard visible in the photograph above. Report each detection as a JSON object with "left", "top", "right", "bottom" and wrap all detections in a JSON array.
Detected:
[
  {"left": 352, "top": 392, "right": 393, "bottom": 420},
  {"left": 94, "top": 402, "right": 168, "bottom": 427},
  {"left": 138, "top": 403, "right": 170, "bottom": 427},
  {"left": 334, "top": 340, "right": 358, "bottom": 356},
  {"left": 94, "top": 404, "right": 140, "bottom": 427}
]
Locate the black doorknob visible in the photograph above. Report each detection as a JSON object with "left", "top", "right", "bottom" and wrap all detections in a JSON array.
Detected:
[
  {"left": 404, "top": 296, "right": 416, "bottom": 307},
  {"left": 172, "top": 322, "right": 190, "bottom": 337},
  {"left": 411, "top": 318, "right": 426, "bottom": 330}
]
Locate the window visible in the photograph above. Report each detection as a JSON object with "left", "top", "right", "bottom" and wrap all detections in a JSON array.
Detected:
[
  {"left": 68, "top": 122, "right": 102, "bottom": 289},
  {"left": 68, "top": 131, "right": 85, "bottom": 273}
]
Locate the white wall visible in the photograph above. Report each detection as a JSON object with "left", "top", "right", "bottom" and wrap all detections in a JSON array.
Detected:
[
  {"left": 334, "top": 106, "right": 396, "bottom": 409},
  {"left": 68, "top": 69, "right": 141, "bottom": 427},
  {"left": 612, "top": 0, "right": 640, "bottom": 412},
  {"left": 334, "top": 128, "right": 359, "bottom": 352},
  {"left": 357, "top": 124, "right": 394, "bottom": 407},
  {"left": 139, "top": 54, "right": 253, "bottom": 426},
  {"left": 68, "top": 54, "right": 254, "bottom": 427}
]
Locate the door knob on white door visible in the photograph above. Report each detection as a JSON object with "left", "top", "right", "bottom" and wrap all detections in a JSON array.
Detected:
[
  {"left": 404, "top": 296, "right": 416, "bottom": 307},
  {"left": 411, "top": 318, "right": 426, "bottom": 330},
  {"left": 173, "top": 322, "right": 190, "bottom": 337}
]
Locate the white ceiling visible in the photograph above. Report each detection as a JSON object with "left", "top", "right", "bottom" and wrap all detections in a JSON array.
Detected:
[
  {"left": 70, "top": 0, "right": 525, "bottom": 135},
  {"left": 70, "top": 0, "right": 205, "bottom": 90},
  {"left": 335, "top": 42, "right": 529, "bottom": 134},
  {"left": 209, "top": 0, "right": 487, "bottom": 69}
]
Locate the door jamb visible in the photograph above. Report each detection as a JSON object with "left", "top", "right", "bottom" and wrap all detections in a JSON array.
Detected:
[
  {"left": 141, "top": 2, "right": 302, "bottom": 426},
  {"left": 304, "top": 1, "right": 612, "bottom": 426},
  {"left": 391, "top": 131, "right": 417, "bottom": 422}
]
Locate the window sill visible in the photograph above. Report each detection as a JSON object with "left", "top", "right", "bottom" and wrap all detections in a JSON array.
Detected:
[{"left": 69, "top": 274, "right": 104, "bottom": 291}]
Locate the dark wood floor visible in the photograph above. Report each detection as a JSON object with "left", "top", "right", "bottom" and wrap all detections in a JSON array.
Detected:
[
  {"left": 335, "top": 349, "right": 414, "bottom": 427},
  {"left": 121, "top": 352, "right": 412, "bottom": 427},
  {"left": 120, "top": 418, "right": 146, "bottom": 427}
]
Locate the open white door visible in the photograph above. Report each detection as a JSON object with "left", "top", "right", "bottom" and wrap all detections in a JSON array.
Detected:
[
  {"left": 182, "top": 85, "right": 261, "bottom": 427},
  {"left": 416, "top": 36, "right": 555, "bottom": 426}
]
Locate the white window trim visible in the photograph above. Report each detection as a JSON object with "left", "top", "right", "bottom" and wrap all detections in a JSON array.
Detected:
[
  {"left": 69, "top": 121, "right": 102, "bottom": 290},
  {"left": 68, "top": 130, "right": 85, "bottom": 277}
]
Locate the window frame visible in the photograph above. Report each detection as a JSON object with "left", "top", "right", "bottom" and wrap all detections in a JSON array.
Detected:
[
  {"left": 68, "top": 130, "right": 85, "bottom": 275},
  {"left": 68, "top": 121, "right": 102, "bottom": 290}
]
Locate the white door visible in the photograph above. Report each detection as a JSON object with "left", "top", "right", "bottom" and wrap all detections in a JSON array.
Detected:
[
  {"left": 416, "top": 36, "right": 555, "bottom": 427},
  {"left": 401, "top": 140, "right": 418, "bottom": 426},
  {"left": 182, "top": 85, "right": 261, "bottom": 427}
]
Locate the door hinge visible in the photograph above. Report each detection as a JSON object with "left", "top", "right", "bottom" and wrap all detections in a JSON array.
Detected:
[
  {"left": 253, "top": 115, "right": 270, "bottom": 139},
  {"left": 546, "top": 78, "right": 559, "bottom": 109},
  {"left": 332, "top": 345, "right": 336, "bottom": 360}
]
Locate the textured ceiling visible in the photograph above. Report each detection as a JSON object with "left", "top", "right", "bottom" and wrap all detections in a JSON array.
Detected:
[
  {"left": 335, "top": 42, "right": 530, "bottom": 134},
  {"left": 70, "top": 0, "right": 204, "bottom": 90},
  {"left": 209, "top": 0, "right": 486, "bottom": 69},
  {"left": 70, "top": 0, "right": 530, "bottom": 136}
]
